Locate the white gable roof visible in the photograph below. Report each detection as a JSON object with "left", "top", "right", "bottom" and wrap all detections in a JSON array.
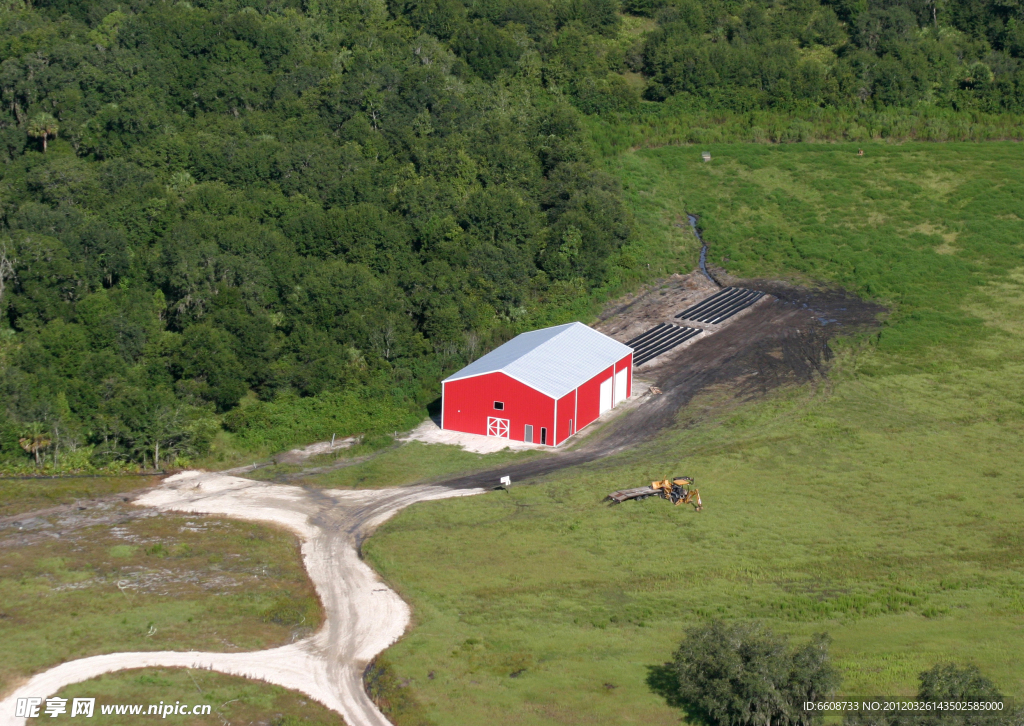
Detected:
[{"left": 443, "top": 322, "right": 632, "bottom": 399}]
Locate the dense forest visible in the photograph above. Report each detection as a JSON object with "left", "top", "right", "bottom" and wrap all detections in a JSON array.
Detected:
[
  {"left": 0, "top": 0, "right": 636, "bottom": 469},
  {"left": 638, "top": 0, "right": 1024, "bottom": 112},
  {"left": 396, "top": 0, "right": 1024, "bottom": 114},
  {"left": 0, "top": 0, "right": 1021, "bottom": 470}
]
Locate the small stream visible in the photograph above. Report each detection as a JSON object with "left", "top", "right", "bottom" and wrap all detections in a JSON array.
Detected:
[{"left": 687, "top": 214, "right": 719, "bottom": 286}]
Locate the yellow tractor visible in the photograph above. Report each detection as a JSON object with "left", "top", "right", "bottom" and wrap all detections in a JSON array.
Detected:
[
  {"left": 651, "top": 477, "right": 703, "bottom": 511},
  {"left": 606, "top": 476, "right": 703, "bottom": 511}
]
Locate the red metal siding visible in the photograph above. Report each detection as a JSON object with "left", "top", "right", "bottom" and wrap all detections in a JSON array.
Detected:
[
  {"left": 576, "top": 364, "right": 613, "bottom": 431},
  {"left": 555, "top": 389, "right": 577, "bottom": 445},
  {"left": 442, "top": 372, "right": 555, "bottom": 444},
  {"left": 567, "top": 355, "right": 632, "bottom": 440}
]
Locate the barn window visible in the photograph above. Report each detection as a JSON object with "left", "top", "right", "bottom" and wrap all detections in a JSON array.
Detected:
[
  {"left": 493, "top": 401, "right": 504, "bottom": 410},
  {"left": 540, "top": 427, "right": 547, "bottom": 445}
]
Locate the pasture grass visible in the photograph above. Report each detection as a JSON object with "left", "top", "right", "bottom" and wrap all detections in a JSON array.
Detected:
[
  {"left": 26, "top": 668, "right": 341, "bottom": 725},
  {"left": 366, "top": 351, "right": 1024, "bottom": 724},
  {"left": 297, "top": 441, "right": 545, "bottom": 489},
  {"left": 0, "top": 512, "right": 321, "bottom": 695},
  {"left": 0, "top": 475, "right": 162, "bottom": 518},
  {"left": 363, "top": 144, "right": 1024, "bottom": 725},
  {"left": 609, "top": 142, "right": 1024, "bottom": 361}
]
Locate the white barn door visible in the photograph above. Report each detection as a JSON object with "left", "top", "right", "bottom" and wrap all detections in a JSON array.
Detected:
[
  {"left": 487, "top": 417, "right": 509, "bottom": 438},
  {"left": 614, "top": 367, "right": 628, "bottom": 405},
  {"left": 599, "top": 377, "right": 613, "bottom": 414}
]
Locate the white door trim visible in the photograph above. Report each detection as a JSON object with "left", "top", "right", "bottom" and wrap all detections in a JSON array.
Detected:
[
  {"left": 487, "top": 417, "right": 510, "bottom": 438},
  {"left": 599, "top": 377, "right": 613, "bottom": 414},
  {"left": 614, "top": 367, "right": 628, "bottom": 405}
]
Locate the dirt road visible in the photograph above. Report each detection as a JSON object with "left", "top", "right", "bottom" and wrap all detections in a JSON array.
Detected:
[{"left": 0, "top": 472, "right": 484, "bottom": 726}]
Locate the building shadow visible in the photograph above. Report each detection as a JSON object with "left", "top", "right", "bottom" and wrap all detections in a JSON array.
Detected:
[{"left": 425, "top": 396, "right": 442, "bottom": 424}]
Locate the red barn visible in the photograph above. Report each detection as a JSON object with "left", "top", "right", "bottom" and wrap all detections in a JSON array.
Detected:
[{"left": 441, "top": 322, "right": 633, "bottom": 447}]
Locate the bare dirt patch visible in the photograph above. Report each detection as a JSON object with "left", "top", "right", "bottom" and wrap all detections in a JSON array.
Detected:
[
  {"left": 596, "top": 271, "right": 718, "bottom": 337},
  {"left": 595, "top": 270, "right": 774, "bottom": 369},
  {"left": 0, "top": 500, "right": 159, "bottom": 550}
]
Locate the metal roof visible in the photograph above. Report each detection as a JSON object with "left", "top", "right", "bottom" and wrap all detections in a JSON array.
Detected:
[{"left": 443, "top": 322, "right": 633, "bottom": 399}]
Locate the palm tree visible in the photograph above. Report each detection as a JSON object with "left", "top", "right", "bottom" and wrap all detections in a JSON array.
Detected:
[
  {"left": 26, "top": 112, "right": 59, "bottom": 152},
  {"left": 19, "top": 423, "right": 52, "bottom": 467}
]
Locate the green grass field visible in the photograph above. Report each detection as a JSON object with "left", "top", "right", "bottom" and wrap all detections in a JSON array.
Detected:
[
  {"left": 246, "top": 440, "right": 543, "bottom": 490},
  {"left": 613, "top": 142, "right": 1024, "bottom": 359},
  {"left": 0, "top": 475, "right": 162, "bottom": 518},
  {"left": 0, "top": 511, "right": 321, "bottom": 695},
  {"left": 26, "top": 668, "right": 341, "bottom": 725},
  {"left": 363, "top": 142, "right": 1024, "bottom": 725}
]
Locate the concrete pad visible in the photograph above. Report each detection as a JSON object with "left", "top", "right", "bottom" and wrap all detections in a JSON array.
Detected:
[{"left": 399, "top": 418, "right": 546, "bottom": 454}]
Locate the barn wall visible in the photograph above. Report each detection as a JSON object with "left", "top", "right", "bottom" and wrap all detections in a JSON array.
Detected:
[
  {"left": 576, "top": 364, "right": 613, "bottom": 431},
  {"left": 555, "top": 389, "right": 577, "bottom": 445},
  {"left": 443, "top": 372, "right": 555, "bottom": 444},
  {"left": 571, "top": 354, "right": 633, "bottom": 439}
]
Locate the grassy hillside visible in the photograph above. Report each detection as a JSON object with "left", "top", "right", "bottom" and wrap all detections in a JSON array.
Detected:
[
  {"left": 363, "top": 142, "right": 1024, "bottom": 725},
  {"left": 613, "top": 142, "right": 1024, "bottom": 357}
]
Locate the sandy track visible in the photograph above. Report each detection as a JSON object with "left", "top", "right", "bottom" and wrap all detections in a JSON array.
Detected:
[{"left": 0, "top": 471, "right": 483, "bottom": 726}]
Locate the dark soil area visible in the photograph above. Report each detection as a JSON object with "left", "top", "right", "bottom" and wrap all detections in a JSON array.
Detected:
[
  {"left": 0, "top": 499, "right": 162, "bottom": 550},
  {"left": 430, "top": 279, "right": 884, "bottom": 491}
]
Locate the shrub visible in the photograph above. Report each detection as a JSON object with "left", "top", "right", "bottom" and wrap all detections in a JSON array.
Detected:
[
  {"left": 223, "top": 390, "right": 415, "bottom": 454},
  {"left": 669, "top": 620, "right": 839, "bottom": 726},
  {"left": 845, "top": 663, "right": 1016, "bottom": 726},
  {"left": 364, "top": 656, "right": 434, "bottom": 726}
]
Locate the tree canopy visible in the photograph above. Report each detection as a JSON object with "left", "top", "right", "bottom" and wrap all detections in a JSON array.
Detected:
[
  {"left": 0, "top": 0, "right": 633, "bottom": 469},
  {"left": 669, "top": 620, "right": 840, "bottom": 726},
  {"left": 638, "top": 0, "right": 1024, "bottom": 113},
  {"left": 1, "top": 0, "right": 1021, "bottom": 470},
  {"left": 845, "top": 663, "right": 1018, "bottom": 726}
]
